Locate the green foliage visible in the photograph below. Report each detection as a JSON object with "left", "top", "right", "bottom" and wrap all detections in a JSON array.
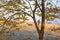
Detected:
[{"left": 0, "top": 0, "right": 59, "bottom": 22}]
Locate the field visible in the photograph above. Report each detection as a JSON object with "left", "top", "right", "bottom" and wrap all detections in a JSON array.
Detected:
[{"left": 0, "top": 22, "right": 60, "bottom": 40}]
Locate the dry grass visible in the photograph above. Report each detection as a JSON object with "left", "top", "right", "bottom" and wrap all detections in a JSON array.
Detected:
[{"left": 0, "top": 22, "right": 60, "bottom": 40}]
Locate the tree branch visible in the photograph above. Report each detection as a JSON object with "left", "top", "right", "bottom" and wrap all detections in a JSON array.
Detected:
[
  {"left": 13, "top": 9, "right": 33, "bottom": 18},
  {"left": 38, "top": 4, "right": 42, "bottom": 12},
  {"left": 0, "top": 13, "right": 17, "bottom": 32},
  {"left": 26, "top": 0, "right": 33, "bottom": 12},
  {"left": 21, "top": 10, "right": 33, "bottom": 18},
  {"left": 32, "top": 0, "right": 40, "bottom": 33}
]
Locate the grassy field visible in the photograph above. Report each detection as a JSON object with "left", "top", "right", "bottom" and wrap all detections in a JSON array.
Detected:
[{"left": 0, "top": 22, "right": 60, "bottom": 40}]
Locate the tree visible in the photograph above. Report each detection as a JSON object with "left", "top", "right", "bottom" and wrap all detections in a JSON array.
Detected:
[{"left": 0, "top": 0, "right": 60, "bottom": 40}]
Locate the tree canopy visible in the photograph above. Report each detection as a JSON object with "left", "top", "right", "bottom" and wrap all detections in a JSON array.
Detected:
[{"left": 0, "top": 0, "right": 60, "bottom": 22}]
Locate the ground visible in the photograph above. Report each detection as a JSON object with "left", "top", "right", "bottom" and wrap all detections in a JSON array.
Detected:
[{"left": 0, "top": 22, "right": 60, "bottom": 40}]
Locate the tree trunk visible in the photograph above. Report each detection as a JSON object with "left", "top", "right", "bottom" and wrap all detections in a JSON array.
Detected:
[
  {"left": 33, "top": 14, "right": 40, "bottom": 35},
  {"left": 33, "top": 17, "right": 41, "bottom": 40},
  {"left": 33, "top": 18, "right": 44, "bottom": 40},
  {"left": 39, "top": 0, "right": 45, "bottom": 40},
  {"left": 39, "top": 30, "right": 44, "bottom": 40},
  {"left": 33, "top": 16, "right": 44, "bottom": 40},
  {"left": 32, "top": 0, "right": 45, "bottom": 40}
]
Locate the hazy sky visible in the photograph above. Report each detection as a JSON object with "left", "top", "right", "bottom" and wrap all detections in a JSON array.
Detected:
[{"left": 53, "top": 0, "right": 60, "bottom": 6}]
